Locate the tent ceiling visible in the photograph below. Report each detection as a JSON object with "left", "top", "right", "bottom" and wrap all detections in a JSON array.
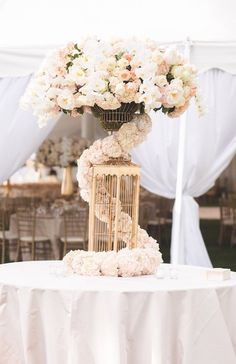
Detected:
[
  {"left": 0, "top": 0, "right": 236, "bottom": 46},
  {"left": 1, "top": 0, "right": 236, "bottom": 76}
]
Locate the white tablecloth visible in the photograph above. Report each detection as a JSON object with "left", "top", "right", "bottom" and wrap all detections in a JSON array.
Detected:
[
  {"left": 199, "top": 207, "right": 220, "bottom": 220},
  {"left": 0, "top": 262, "right": 236, "bottom": 364}
]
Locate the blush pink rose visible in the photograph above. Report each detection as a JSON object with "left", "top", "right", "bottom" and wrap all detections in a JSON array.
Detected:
[
  {"left": 190, "top": 86, "right": 197, "bottom": 97},
  {"left": 125, "top": 82, "right": 137, "bottom": 93},
  {"left": 119, "top": 70, "right": 131, "bottom": 81},
  {"left": 157, "top": 61, "right": 170, "bottom": 75},
  {"left": 168, "top": 101, "right": 190, "bottom": 118},
  {"left": 124, "top": 53, "right": 132, "bottom": 62},
  {"left": 130, "top": 70, "right": 137, "bottom": 80}
]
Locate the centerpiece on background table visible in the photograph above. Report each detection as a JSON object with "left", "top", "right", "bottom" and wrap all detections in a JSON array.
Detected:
[
  {"left": 21, "top": 37, "right": 203, "bottom": 277},
  {"left": 35, "top": 137, "right": 90, "bottom": 195}
]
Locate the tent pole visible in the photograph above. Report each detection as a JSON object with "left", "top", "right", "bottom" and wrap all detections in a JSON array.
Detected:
[{"left": 171, "top": 38, "right": 192, "bottom": 265}]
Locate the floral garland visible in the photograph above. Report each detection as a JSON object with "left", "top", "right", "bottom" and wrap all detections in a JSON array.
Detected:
[{"left": 63, "top": 114, "right": 163, "bottom": 277}]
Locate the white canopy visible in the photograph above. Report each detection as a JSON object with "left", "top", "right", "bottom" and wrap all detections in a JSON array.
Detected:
[
  {"left": 1, "top": 0, "right": 236, "bottom": 76},
  {"left": 1, "top": 0, "right": 236, "bottom": 45}
]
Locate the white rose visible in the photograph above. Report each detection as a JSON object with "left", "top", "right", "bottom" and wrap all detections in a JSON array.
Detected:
[
  {"left": 155, "top": 75, "right": 168, "bottom": 87},
  {"left": 74, "top": 94, "right": 95, "bottom": 107},
  {"left": 171, "top": 78, "right": 183, "bottom": 88},
  {"left": 46, "top": 87, "right": 60, "bottom": 99},
  {"left": 135, "top": 63, "right": 156, "bottom": 80},
  {"left": 95, "top": 93, "right": 121, "bottom": 110},
  {"left": 114, "top": 82, "right": 125, "bottom": 95},
  {"left": 164, "top": 47, "right": 183, "bottom": 65},
  {"left": 171, "top": 65, "right": 183, "bottom": 78},
  {"left": 100, "top": 57, "right": 117, "bottom": 72},
  {"left": 67, "top": 66, "right": 86, "bottom": 84},
  {"left": 117, "top": 58, "right": 129, "bottom": 68},
  {"left": 139, "top": 81, "right": 162, "bottom": 99},
  {"left": 92, "top": 78, "right": 108, "bottom": 93},
  {"left": 57, "top": 90, "right": 75, "bottom": 110},
  {"left": 151, "top": 49, "right": 164, "bottom": 65},
  {"left": 165, "top": 88, "right": 185, "bottom": 107}
]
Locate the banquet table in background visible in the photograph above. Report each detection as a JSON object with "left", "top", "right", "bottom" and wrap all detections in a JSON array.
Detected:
[
  {"left": 199, "top": 206, "right": 220, "bottom": 220},
  {"left": 0, "top": 262, "right": 236, "bottom": 364}
]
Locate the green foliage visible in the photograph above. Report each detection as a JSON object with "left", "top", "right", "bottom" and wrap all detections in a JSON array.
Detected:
[
  {"left": 74, "top": 43, "right": 82, "bottom": 53},
  {"left": 153, "top": 106, "right": 162, "bottom": 112},
  {"left": 166, "top": 72, "right": 174, "bottom": 83},
  {"left": 66, "top": 61, "right": 73, "bottom": 71},
  {"left": 115, "top": 52, "right": 124, "bottom": 61},
  {"left": 139, "top": 102, "right": 145, "bottom": 114},
  {"left": 76, "top": 107, "right": 84, "bottom": 114},
  {"left": 162, "top": 106, "right": 175, "bottom": 114}
]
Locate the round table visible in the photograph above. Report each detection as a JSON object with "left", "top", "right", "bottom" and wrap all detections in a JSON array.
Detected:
[{"left": 0, "top": 261, "right": 236, "bottom": 364}]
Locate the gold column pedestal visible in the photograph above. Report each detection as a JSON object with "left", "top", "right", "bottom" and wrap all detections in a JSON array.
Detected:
[{"left": 61, "top": 166, "right": 74, "bottom": 196}]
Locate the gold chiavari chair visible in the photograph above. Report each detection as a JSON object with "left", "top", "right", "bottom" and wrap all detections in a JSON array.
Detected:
[
  {"left": 14, "top": 197, "right": 33, "bottom": 210},
  {"left": 2, "top": 196, "right": 41, "bottom": 214},
  {"left": 60, "top": 207, "right": 88, "bottom": 257},
  {"left": 0, "top": 209, "right": 10, "bottom": 263},
  {"left": 139, "top": 197, "right": 173, "bottom": 244},
  {"left": 219, "top": 197, "right": 234, "bottom": 245},
  {"left": 0, "top": 208, "right": 18, "bottom": 263},
  {"left": 230, "top": 199, "right": 236, "bottom": 246},
  {"left": 16, "top": 207, "right": 51, "bottom": 261}
]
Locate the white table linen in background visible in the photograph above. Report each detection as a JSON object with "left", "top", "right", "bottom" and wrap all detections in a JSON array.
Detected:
[{"left": 0, "top": 262, "right": 236, "bottom": 364}]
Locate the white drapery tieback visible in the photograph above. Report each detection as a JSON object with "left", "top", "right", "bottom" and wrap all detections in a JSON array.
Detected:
[
  {"left": 132, "top": 69, "right": 236, "bottom": 267},
  {"left": 171, "top": 195, "right": 212, "bottom": 267}
]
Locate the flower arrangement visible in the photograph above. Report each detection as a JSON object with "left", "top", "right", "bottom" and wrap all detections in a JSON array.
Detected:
[
  {"left": 21, "top": 37, "right": 202, "bottom": 127},
  {"left": 35, "top": 137, "right": 89, "bottom": 168},
  {"left": 21, "top": 37, "right": 204, "bottom": 277},
  {"left": 64, "top": 247, "right": 161, "bottom": 277}
]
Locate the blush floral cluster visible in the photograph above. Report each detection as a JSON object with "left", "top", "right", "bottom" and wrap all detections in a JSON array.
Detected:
[
  {"left": 35, "top": 137, "right": 90, "bottom": 168},
  {"left": 21, "top": 37, "right": 202, "bottom": 127}
]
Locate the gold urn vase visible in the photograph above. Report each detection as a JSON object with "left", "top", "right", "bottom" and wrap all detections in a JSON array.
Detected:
[{"left": 61, "top": 166, "right": 74, "bottom": 196}]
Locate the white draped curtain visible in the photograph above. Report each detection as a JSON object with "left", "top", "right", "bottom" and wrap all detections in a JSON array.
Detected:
[
  {"left": 0, "top": 76, "right": 57, "bottom": 183},
  {"left": 132, "top": 69, "right": 236, "bottom": 267}
]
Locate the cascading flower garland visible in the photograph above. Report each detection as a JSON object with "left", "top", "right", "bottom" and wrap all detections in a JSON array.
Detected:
[{"left": 63, "top": 114, "right": 163, "bottom": 277}]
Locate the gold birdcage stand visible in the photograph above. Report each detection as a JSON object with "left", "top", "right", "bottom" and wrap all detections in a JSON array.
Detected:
[{"left": 88, "top": 160, "right": 140, "bottom": 252}]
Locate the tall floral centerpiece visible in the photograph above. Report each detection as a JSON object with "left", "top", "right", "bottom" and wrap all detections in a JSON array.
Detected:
[
  {"left": 35, "top": 137, "right": 89, "bottom": 195},
  {"left": 21, "top": 37, "right": 202, "bottom": 277}
]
